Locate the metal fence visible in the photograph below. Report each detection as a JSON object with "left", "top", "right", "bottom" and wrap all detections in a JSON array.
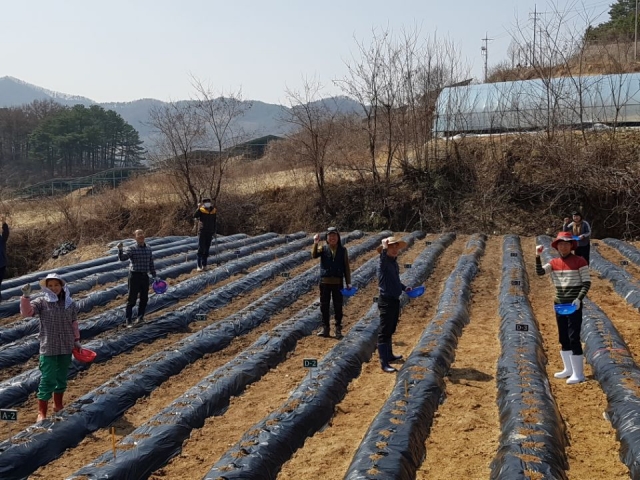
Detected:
[{"left": 16, "top": 167, "right": 149, "bottom": 198}]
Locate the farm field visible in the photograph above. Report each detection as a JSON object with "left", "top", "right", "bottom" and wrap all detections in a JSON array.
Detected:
[{"left": 0, "top": 231, "right": 638, "bottom": 479}]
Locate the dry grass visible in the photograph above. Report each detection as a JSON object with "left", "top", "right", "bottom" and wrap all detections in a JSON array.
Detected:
[{"left": 4, "top": 123, "right": 640, "bottom": 276}]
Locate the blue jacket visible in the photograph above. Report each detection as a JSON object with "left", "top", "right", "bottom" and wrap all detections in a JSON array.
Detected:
[
  {"left": 563, "top": 220, "right": 591, "bottom": 247},
  {"left": 377, "top": 249, "right": 406, "bottom": 298}
]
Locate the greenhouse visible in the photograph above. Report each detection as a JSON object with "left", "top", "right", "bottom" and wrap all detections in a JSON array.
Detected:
[{"left": 432, "top": 72, "right": 640, "bottom": 136}]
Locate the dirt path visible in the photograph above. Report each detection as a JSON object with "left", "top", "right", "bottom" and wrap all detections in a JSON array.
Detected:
[{"left": 416, "top": 234, "right": 502, "bottom": 479}]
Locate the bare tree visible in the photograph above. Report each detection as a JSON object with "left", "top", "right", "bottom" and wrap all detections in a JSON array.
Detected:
[
  {"left": 191, "top": 78, "right": 253, "bottom": 203},
  {"left": 147, "top": 102, "right": 206, "bottom": 207},
  {"left": 335, "top": 29, "right": 389, "bottom": 184},
  {"left": 282, "top": 77, "right": 341, "bottom": 214},
  {"left": 396, "top": 29, "right": 466, "bottom": 172},
  {"left": 337, "top": 27, "right": 467, "bottom": 182}
]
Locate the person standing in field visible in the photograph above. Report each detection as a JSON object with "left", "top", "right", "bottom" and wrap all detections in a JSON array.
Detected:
[
  {"left": 20, "top": 273, "right": 81, "bottom": 421},
  {"left": 193, "top": 198, "right": 217, "bottom": 271},
  {"left": 0, "top": 216, "right": 8, "bottom": 302},
  {"left": 312, "top": 227, "right": 351, "bottom": 339},
  {"left": 563, "top": 211, "right": 591, "bottom": 264},
  {"left": 117, "top": 229, "right": 157, "bottom": 327},
  {"left": 536, "top": 231, "right": 591, "bottom": 384},
  {"left": 376, "top": 235, "right": 412, "bottom": 373}
]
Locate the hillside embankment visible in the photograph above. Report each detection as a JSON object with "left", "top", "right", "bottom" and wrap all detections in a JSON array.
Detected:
[{"left": 2, "top": 129, "right": 639, "bottom": 277}]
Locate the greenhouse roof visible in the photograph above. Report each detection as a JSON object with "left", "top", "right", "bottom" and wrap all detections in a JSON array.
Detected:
[{"left": 432, "top": 72, "right": 640, "bottom": 135}]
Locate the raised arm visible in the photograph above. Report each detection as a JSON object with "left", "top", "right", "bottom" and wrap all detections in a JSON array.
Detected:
[
  {"left": 117, "top": 243, "right": 130, "bottom": 261},
  {"left": 1, "top": 220, "right": 8, "bottom": 242}
]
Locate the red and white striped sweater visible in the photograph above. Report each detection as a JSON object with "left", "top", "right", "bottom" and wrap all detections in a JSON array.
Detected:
[{"left": 536, "top": 254, "right": 591, "bottom": 304}]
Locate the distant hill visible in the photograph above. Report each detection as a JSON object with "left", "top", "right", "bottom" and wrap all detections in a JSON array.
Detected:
[{"left": 0, "top": 76, "right": 361, "bottom": 146}]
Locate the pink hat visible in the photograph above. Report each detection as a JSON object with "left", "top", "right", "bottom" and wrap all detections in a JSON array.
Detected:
[{"left": 551, "top": 231, "right": 577, "bottom": 250}]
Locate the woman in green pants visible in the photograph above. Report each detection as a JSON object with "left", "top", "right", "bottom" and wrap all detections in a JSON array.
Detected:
[{"left": 20, "top": 273, "right": 81, "bottom": 421}]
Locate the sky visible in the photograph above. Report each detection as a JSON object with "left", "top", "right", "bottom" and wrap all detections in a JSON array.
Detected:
[{"left": 1, "top": 0, "right": 612, "bottom": 105}]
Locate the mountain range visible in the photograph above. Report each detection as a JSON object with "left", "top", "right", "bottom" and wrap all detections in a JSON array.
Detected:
[{"left": 0, "top": 76, "right": 361, "bottom": 146}]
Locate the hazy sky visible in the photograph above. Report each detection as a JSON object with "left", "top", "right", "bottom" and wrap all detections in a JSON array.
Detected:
[{"left": 1, "top": 0, "right": 611, "bottom": 104}]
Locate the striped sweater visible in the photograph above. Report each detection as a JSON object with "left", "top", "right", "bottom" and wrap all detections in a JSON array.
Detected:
[{"left": 536, "top": 254, "right": 590, "bottom": 303}]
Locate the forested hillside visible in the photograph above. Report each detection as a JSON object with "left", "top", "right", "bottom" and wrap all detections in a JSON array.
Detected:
[{"left": 0, "top": 101, "right": 143, "bottom": 185}]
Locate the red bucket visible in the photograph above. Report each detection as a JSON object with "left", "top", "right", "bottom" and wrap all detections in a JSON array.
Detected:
[{"left": 72, "top": 347, "right": 97, "bottom": 363}]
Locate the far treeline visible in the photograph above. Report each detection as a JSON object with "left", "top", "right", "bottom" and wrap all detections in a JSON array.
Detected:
[
  {"left": 0, "top": 100, "right": 144, "bottom": 184},
  {"left": 586, "top": 0, "right": 640, "bottom": 41}
]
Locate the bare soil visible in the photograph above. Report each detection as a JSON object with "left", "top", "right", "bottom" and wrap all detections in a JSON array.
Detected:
[{"left": 8, "top": 234, "right": 638, "bottom": 479}]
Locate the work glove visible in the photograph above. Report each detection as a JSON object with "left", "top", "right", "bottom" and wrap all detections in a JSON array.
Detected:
[
  {"left": 21, "top": 284, "right": 32, "bottom": 298},
  {"left": 572, "top": 298, "right": 581, "bottom": 309},
  {"left": 117, "top": 242, "right": 124, "bottom": 250},
  {"left": 535, "top": 245, "right": 544, "bottom": 256}
]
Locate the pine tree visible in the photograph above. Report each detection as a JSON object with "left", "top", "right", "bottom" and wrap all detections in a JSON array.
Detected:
[{"left": 586, "top": 0, "right": 639, "bottom": 41}]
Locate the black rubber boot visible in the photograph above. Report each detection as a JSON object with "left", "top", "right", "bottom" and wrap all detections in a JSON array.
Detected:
[
  {"left": 377, "top": 343, "right": 397, "bottom": 373},
  {"left": 317, "top": 325, "right": 330, "bottom": 337},
  {"left": 388, "top": 345, "right": 403, "bottom": 363},
  {"left": 335, "top": 325, "right": 343, "bottom": 340}
]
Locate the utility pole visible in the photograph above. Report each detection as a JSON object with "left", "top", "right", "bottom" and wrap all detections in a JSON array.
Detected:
[
  {"left": 481, "top": 33, "right": 493, "bottom": 82},
  {"left": 529, "top": 4, "right": 540, "bottom": 67},
  {"left": 635, "top": 0, "right": 638, "bottom": 61}
]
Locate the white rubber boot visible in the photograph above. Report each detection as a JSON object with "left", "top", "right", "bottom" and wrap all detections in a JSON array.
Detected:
[
  {"left": 566, "top": 355, "right": 586, "bottom": 384},
  {"left": 554, "top": 350, "right": 573, "bottom": 379}
]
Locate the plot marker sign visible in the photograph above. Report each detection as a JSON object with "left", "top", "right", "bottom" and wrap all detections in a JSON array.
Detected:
[
  {"left": 303, "top": 358, "right": 318, "bottom": 368},
  {"left": 0, "top": 409, "right": 17, "bottom": 422},
  {"left": 304, "top": 358, "right": 318, "bottom": 379}
]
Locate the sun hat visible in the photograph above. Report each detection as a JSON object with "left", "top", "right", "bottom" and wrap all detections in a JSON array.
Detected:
[
  {"left": 377, "top": 236, "right": 408, "bottom": 253},
  {"left": 40, "top": 273, "right": 66, "bottom": 288},
  {"left": 551, "top": 231, "right": 578, "bottom": 250}
]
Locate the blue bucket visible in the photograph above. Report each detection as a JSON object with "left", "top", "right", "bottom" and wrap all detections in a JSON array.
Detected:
[
  {"left": 554, "top": 303, "right": 577, "bottom": 315},
  {"left": 406, "top": 285, "right": 425, "bottom": 298},
  {"left": 340, "top": 287, "right": 358, "bottom": 297}
]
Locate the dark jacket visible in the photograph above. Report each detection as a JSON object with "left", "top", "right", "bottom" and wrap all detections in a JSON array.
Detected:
[
  {"left": 0, "top": 222, "right": 9, "bottom": 268},
  {"left": 378, "top": 249, "right": 406, "bottom": 298},
  {"left": 194, "top": 206, "right": 217, "bottom": 234},
  {"left": 311, "top": 239, "right": 351, "bottom": 286}
]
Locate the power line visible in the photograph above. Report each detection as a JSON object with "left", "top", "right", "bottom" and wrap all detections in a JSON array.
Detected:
[
  {"left": 530, "top": 4, "right": 543, "bottom": 66},
  {"left": 481, "top": 32, "right": 494, "bottom": 82}
]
